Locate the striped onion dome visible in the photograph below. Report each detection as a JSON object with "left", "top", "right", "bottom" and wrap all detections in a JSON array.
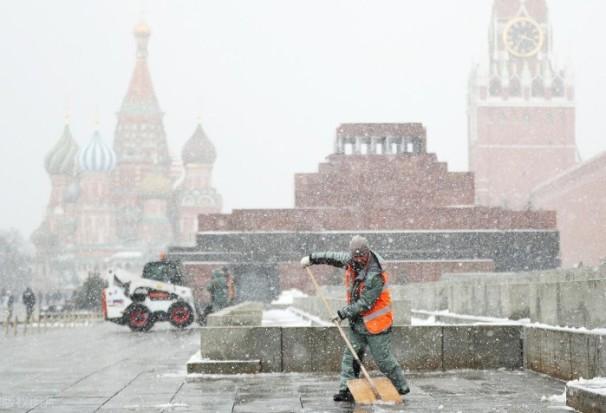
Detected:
[
  {"left": 78, "top": 130, "right": 116, "bottom": 172},
  {"left": 182, "top": 124, "right": 216, "bottom": 165},
  {"left": 45, "top": 125, "right": 79, "bottom": 176}
]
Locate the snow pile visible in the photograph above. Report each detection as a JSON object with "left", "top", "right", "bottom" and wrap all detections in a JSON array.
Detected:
[
  {"left": 412, "top": 309, "right": 606, "bottom": 335},
  {"left": 187, "top": 351, "right": 209, "bottom": 364},
  {"left": 540, "top": 390, "right": 566, "bottom": 403},
  {"left": 567, "top": 377, "right": 606, "bottom": 396},
  {"left": 262, "top": 308, "right": 311, "bottom": 327},
  {"left": 271, "top": 288, "right": 308, "bottom": 305}
]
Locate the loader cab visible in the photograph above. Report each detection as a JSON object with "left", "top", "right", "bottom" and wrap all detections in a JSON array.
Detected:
[{"left": 142, "top": 261, "right": 184, "bottom": 286}]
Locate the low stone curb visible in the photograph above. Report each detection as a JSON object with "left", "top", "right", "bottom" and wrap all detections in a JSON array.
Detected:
[
  {"left": 566, "top": 380, "right": 606, "bottom": 413},
  {"left": 187, "top": 359, "right": 262, "bottom": 374}
]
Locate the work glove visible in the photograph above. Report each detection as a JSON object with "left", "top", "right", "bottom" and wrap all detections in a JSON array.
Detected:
[
  {"left": 331, "top": 309, "right": 346, "bottom": 323},
  {"left": 300, "top": 256, "right": 311, "bottom": 268}
]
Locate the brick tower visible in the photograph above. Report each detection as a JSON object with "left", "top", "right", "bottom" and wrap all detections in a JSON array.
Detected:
[
  {"left": 112, "top": 21, "right": 172, "bottom": 242},
  {"left": 468, "top": 0, "right": 576, "bottom": 209},
  {"left": 174, "top": 123, "right": 222, "bottom": 244}
]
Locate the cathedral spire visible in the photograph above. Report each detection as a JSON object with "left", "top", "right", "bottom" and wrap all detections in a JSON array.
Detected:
[
  {"left": 113, "top": 19, "right": 169, "bottom": 166},
  {"left": 119, "top": 20, "right": 161, "bottom": 116}
]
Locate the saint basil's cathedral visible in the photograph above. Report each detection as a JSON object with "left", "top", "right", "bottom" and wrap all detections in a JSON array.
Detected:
[{"left": 31, "top": 21, "right": 222, "bottom": 290}]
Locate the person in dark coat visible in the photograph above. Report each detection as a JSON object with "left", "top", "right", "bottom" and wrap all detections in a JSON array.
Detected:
[
  {"left": 207, "top": 269, "right": 230, "bottom": 311},
  {"left": 6, "top": 291, "right": 14, "bottom": 321},
  {"left": 22, "top": 287, "right": 36, "bottom": 323}
]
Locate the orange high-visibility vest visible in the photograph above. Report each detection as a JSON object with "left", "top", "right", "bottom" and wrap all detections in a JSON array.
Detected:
[{"left": 345, "top": 265, "right": 393, "bottom": 334}]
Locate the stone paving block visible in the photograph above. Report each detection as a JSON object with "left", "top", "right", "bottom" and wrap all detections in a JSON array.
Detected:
[
  {"left": 392, "top": 326, "right": 442, "bottom": 370},
  {"left": 570, "top": 332, "right": 601, "bottom": 380},
  {"left": 281, "top": 326, "right": 342, "bottom": 372},
  {"left": 524, "top": 326, "right": 542, "bottom": 372},
  {"left": 206, "top": 313, "right": 262, "bottom": 326},
  {"left": 200, "top": 326, "right": 281, "bottom": 372},
  {"left": 206, "top": 301, "right": 264, "bottom": 326},
  {"left": 443, "top": 325, "right": 522, "bottom": 370},
  {"left": 505, "top": 282, "right": 531, "bottom": 319},
  {"left": 539, "top": 328, "right": 573, "bottom": 380}
]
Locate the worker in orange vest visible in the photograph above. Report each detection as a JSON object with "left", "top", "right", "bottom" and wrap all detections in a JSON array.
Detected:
[{"left": 301, "top": 235, "right": 410, "bottom": 402}]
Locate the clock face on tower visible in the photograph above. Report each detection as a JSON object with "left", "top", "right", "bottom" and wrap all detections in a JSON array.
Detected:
[{"left": 503, "top": 17, "right": 544, "bottom": 57}]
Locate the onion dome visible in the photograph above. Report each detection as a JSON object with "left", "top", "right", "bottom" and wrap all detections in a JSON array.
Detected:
[
  {"left": 45, "top": 125, "right": 79, "bottom": 176},
  {"left": 182, "top": 124, "right": 216, "bottom": 165},
  {"left": 78, "top": 130, "right": 116, "bottom": 172}
]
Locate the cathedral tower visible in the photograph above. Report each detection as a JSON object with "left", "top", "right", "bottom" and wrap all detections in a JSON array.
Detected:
[
  {"left": 468, "top": 0, "right": 576, "bottom": 209},
  {"left": 175, "top": 123, "right": 222, "bottom": 244},
  {"left": 76, "top": 128, "right": 117, "bottom": 246},
  {"left": 112, "top": 21, "right": 171, "bottom": 242}
]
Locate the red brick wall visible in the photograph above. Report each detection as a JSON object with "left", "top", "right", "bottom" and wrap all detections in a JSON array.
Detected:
[
  {"left": 470, "top": 106, "right": 576, "bottom": 209},
  {"left": 532, "top": 153, "right": 606, "bottom": 266},
  {"left": 276, "top": 259, "right": 496, "bottom": 294},
  {"left": 198, "top": 207, "right": 555, "bottom": 232}
]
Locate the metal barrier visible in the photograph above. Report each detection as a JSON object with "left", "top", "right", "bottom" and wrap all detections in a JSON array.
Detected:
[{"left": 2, "top": 311, "right": 103, "bottom": 337}]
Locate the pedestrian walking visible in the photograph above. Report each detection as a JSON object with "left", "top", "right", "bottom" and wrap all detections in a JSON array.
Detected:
[
  {"left": 6, "top": 291, "right": 14, "bottom": 321},
  {"left": 22, "top": 287, "right": 36, "bottom": 323},
  {"left": 300, "top": 235, "right": 410, "bottom": 402}
]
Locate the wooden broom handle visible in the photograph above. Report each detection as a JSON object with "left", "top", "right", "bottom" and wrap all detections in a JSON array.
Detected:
[{"left": 305, "top": 266, "right": 380, "bottom": 398}]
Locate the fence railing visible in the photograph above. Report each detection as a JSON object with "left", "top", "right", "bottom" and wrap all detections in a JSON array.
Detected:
[{"left": 2, "top": 310, "right": 103, "bottom": 336}]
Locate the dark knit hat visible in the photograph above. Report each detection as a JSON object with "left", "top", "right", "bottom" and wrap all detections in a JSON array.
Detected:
[{"left": 349, "top": 235, "right": 370, "bottom": 256}]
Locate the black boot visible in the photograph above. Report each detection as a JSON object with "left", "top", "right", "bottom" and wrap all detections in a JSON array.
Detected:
[
  {"left": 333, "top": 389, "right": 354, "bottom": 402},
  {"left": 398, "top": 386, "right": 410, "bottom": 395}
]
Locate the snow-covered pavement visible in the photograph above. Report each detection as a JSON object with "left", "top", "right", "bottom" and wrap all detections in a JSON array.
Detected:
[{"left": 0, "top": 321, "right": 573, "bottom": 412}]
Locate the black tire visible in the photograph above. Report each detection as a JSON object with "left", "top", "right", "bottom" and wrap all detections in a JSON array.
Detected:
[
  {"left": 126, "top": 304, "right": 155, "bottom": 332},
  {"left": 168, "top": 301, "right": 194, "bottom": 329}
]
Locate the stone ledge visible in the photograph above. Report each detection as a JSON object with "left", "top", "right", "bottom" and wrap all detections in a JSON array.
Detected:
[
  {"left": 206, "top": 301, "right": 264, "bottom": 326},
  {"left": 197, "top": 325, "right": 523, "bottom": 373},
  {"left": 566, "top": 379, "right": 606, "bottom": 413},
  {"left": 187, "top": 351, "right": 261, "bottom": 374}
]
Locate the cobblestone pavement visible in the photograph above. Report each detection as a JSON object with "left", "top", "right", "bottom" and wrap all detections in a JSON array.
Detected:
[{"left": 0, "top": 323, "right": 573, "bottom": 412}]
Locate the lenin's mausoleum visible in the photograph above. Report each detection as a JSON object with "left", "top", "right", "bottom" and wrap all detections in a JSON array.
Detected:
[{"left": 170, "top": 123, "right": 559, "bottom": 301}]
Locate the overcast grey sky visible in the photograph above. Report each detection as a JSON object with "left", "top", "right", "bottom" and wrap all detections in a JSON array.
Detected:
[{"left": 1, "top": 0, "right": 605, "bottom": 237}]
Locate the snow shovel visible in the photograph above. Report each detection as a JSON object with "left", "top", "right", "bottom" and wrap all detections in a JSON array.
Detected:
[{"left": 305, "top": 267, "right": 402, "bottom": 405}]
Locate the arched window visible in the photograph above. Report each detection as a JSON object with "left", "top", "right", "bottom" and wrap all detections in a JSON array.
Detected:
[
  {"left": 552, "top": 77, "right": 565, "bottom": 97},
  {"left": 532, "top": 77, "right": 544, "bottom": 97},
  {"left": 509, "top": 77, "right": 521, "bottom": 97},
  {"left": 489, "top": 77, "right": 502, "bottom": 96}
]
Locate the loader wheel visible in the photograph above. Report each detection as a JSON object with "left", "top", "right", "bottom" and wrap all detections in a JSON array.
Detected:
[
  {"left": 168, "top": 302, "right": 194, "bottom": 329},
  {"left": 127, "top": 304, "right": 154, "bottom": 332}
]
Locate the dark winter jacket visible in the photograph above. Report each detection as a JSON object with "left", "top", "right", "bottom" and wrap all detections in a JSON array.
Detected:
[
  {"left": 22, "top": 289, "right": 36, "bottom": 308},
  {"left": 207, "top": 269, "right": 229, "bottom": 310},
  {"left": 310, "top": 250, "right": 386, "bottom": 334}
]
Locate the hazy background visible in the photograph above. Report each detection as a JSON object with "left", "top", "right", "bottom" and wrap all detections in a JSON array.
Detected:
[{"left": 1, "top": 0, "right": 605, "bottom": 237}]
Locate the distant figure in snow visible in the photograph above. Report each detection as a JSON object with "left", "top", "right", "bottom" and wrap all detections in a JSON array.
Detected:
[
  {"left": 301, "top": 235, "right": 410, "bottom": 402},
  {"left": 198, "top": 267, "right": 236, "bottom": 325},
  {"left": 207, "top": 267, "right": 235, "bottom": 312},
  {"left": 22, "top": 287, "right": 36, "bottom": 323},
  {"left": 6, "top": 291, "right": 14, "bottom": 321}
]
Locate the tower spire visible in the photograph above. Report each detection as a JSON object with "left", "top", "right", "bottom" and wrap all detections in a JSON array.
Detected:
[
  {"left": 134, "top": 20, "right": 151, "bottom": 60},
  {"left": 118, "top": 20, "right": 160, "bottom": 116}
]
